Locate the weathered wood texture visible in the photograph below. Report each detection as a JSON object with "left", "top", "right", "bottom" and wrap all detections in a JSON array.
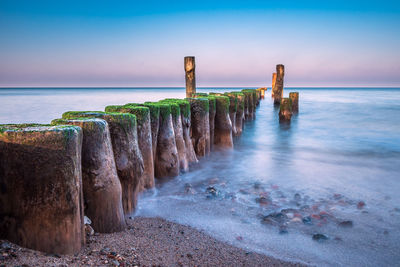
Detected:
[
  {"left": 185, "top": 56, "right": 196, "bottom": 98},
  {"left": 0, "top": 125, "right": 85, "bottom": 254}
]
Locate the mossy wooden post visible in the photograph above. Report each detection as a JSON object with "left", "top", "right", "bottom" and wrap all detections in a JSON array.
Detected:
[
  {"left": 52, "top": 118, "right": 126, "bottom": 233},
  {"left": 231, "top": 92, "right": 245, "bottom": 135},
  {"left": 185, "top": 56, "right": 196, "bottom": 98},
  {"left": 159, "top": 100, "right": 189, "bottom": 172},
  {"left": 62, "top": 111, "right": 144, "bottom": 215},
  {"left": 194, "top": 94, "right": 216, "bottom": 152},
  {"left": 274, "top": 65, "right": 285, "bottom": 105},
  {"left": 187, "top": 97, "right": 210, "bottom": 157},
  {"left": 242, "top": 90, "right": 254, "bottom": 120},
  {"left": 178, "top": 99, "right": 198, "bottom": 164},
  {"left": 260, "top": 87, "right": 266, "bottom": 99},
  {"left": 105, "top": 105, "right": 154, "bottom": 191},
  {"left": 0, "top": 124, "right": 84, "bottom": 254},
  {"left": 279, "top": 98, "right": 293, "bottom": 123},
  {"left": 289, "top": 92, "right": 299, "bottom": 113},
  {"left": 154, "top": 103, "right": 179, "bottom": 178},
  {"left": 142, "top": 103, "right": 160, "bottom": 160},
  {"left": 207, "top": 96, "right": 216, "bottom": 151},
  {"left": 224, "top": 93, "right": 238, "bottom": 136},
  {"left": 214, "top": 96, "right": 233, "bottom": 148},
  {"left": 271, "top": 72, "right": 277, "bottom": 98}
]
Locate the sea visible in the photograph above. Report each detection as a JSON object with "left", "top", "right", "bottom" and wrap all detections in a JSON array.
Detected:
[{"left": 1, "top": 87, "right": 399, "bottom": 266}]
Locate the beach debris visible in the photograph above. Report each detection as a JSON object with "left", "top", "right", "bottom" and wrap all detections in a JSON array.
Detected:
[
  {"left": 279, "top": 225, "right": 288, "bottom": 234},
  {"left": 357, "top": 201, "right": 366, "bottom": 209},
  {"left": 338, "top": 220, "right": 353, "bottom": 228},
  {"left": 262, "top": 212, "right": 287, "bottom": 225},
  {"left": 208, "top": 177, "right": 219, "bottom": 184},
  {"left": 312, "top": 233, "right": 329, "bottom": 242},
  {"left": 205, "top": 186, "right": 220, "bottom": 199},
  {"left": 184, "top": 183, "right": 196, "bottom": 194},
  {"left": 255, "top": 196, "right": 271, "bottom": 205},
  {"left": 302, "top": 216, "right": 313, "bottom": 225}
]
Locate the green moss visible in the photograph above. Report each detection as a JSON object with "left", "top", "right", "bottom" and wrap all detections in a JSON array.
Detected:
[
  {"left": 280, "top": 98, "right": 293, "bottom": 111},
  {"left": 186, "top": 97, "right": 210, "bottom": 114},
  {"left": 224, "top": 93, "right": 238, "bottom": 112},
  {"left": 209, "top": 92, "right": 223, "bottom": 96},
  {"left": 152, "top": 103, "right": 171, "bottom": 120},
  {"left": 193, "top": 92, "right": 208, "bottom": 97},
  {"left": 214, "top": 95, "right": 230, "bottom": 113},
  {"left": 161, "top": 98, "right": 191, "bottom": 118},
  {"left": 158, "top": 99, "right": 183, "bottom": 119},
  {"left": 106, "top": 105, "right": 150, "bottom": 123},
  {"left": 61, "top": 111, "right": 137, "bottom": 135}
]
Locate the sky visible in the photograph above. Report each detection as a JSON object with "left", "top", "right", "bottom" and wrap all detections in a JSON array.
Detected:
[{"left": 0, "top": 0, "right": 400, "bottom": 87}]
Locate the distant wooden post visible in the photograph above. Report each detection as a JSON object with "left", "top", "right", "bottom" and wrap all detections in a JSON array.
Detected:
[
  {"left": 271, "top": 72, "right": 277, "bottom": 97},
  {"left": 185, "top": 56, "right": 196, "bottom": 98},
  {"left": 274, "top": 65, "right": 285, "bottom": 105},
  {"left": 289, "top": 92, "right": 299, "bottom": 113},
  {"left": 279, "top": 98, "right": 292, "bottom": 123}
]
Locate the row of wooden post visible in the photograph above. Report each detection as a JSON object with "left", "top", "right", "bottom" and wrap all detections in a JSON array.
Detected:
[
  {"left": 271, "top": 64, "right": 299, "bottom": 122},
  {"left": 0, "top": 58, "right": 263, "bottom": 255}
]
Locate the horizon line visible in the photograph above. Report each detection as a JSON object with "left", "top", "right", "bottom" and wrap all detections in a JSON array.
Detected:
[{"left": 1, "top": 86, "right": 400, "bottom": 89}]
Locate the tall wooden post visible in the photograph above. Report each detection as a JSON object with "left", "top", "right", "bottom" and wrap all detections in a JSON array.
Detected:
[
  {"left": 185, "top": 56, "right": 196, "bottom": 98},
  {"left": 271, "top": 72, "right": 277, "bottom": 97},
  {"left": 274, "top": 65, "right": 284, "bottom": 105}
]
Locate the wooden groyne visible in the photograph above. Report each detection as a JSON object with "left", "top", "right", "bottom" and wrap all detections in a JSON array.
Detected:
[
  {"left": 0, "top": 58, "right": 275, "bottom": 255},
  {"left": 270, "top": 64, "right": 300, "bottom": 124}
]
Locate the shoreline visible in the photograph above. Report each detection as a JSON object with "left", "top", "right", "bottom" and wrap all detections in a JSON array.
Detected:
[{"left": 1, "top": 216, "right": 306, "bottom": 267}]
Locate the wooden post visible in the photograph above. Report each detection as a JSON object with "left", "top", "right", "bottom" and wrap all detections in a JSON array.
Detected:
[
  {"left": 214, "top": 96, "right": 233, "bottom": 148},
  {"left": 0, "top": 124, "right": 85, "bottom": 254},
  {"left": 279, "top": 98, "right": 292, "bottom": 123},
  {"left": 289, "top": 92, "right": 299, "bottom": 113},
  {"left": 106, "top": 105, "right": 154, "bottom": 191},
  {"left": 187, "top": 97, "right": 210, "bottom": 157},
  {"left": 274, "top": 65, "right": 285, "bottom": 105},
  {"left": 62, "top": 111, "right": 144, "bottom": 216},
  {"left": 52, "top": 118, "right": 127, "bottom": 233},
  {"left": 271, "top": 73, "right": 277, "bottom": 98},
  {"left": 185, "top": 56, "right": 196, "bottom": 98},
  {"left": 159, "top": 100, "right": 189, "bottom": 173},
  {"left": 224, "top": 93, "right": 238, "bottom": 136}
]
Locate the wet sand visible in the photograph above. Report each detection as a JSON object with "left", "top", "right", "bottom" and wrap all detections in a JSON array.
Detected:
[{"left": 1, "top": 217, "right": 305, "bottom": 267}]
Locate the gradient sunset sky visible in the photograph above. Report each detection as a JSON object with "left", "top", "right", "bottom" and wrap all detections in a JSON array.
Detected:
[{"left": 1, "top": 0, "right": 399, "bottom": 87}]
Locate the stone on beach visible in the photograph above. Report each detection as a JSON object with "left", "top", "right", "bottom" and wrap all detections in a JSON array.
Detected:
[
  {"left": 105, "top": 105, "right": 155, "bottom": 191},
  {"left": 0, "top": 124, "right": 85, "bottom": 254},
  {"left": 62, "top": 111, "right": 144, "bottom": 215},
  {"left": 214, "top": 95, "right": 233, "bottom": 148},
  {"left": 52, "top": 118, "right": 126, "bottom": 233}
]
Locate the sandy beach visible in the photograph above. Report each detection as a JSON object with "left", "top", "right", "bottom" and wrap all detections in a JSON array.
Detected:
[{"left": 0, "top": 216, "right": 305, "bottom": 267}]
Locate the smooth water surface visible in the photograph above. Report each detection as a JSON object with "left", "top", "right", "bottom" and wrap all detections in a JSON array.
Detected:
[{"left": 1, "top": 87, "right": 400, "bottom": 266}]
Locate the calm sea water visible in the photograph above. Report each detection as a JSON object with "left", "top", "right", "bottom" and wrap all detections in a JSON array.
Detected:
[{"left": 1, "top": 87, "right": 400, "bottom": 266}]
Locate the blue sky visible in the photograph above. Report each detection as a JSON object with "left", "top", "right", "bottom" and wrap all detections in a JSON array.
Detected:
[{"left": 1, "top": 0, "right": 399, "bottom": 87}]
